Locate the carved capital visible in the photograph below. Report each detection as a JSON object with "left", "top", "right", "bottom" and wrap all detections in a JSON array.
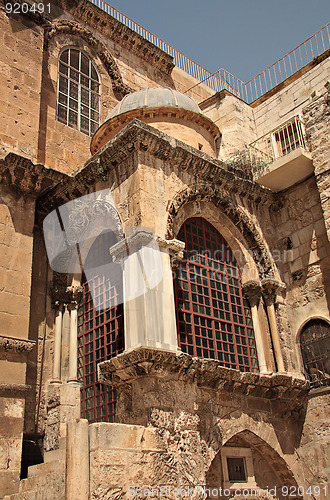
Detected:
[
  {"left": 50, "top": 276, "right": 83, "bottom": 307},
  {"left": 242, "top": 280, "right": 262, "bottom": 307},
  {"left": 262, "top": 278, "right": 286, "bottom": 306},
  {"left": 157, "top": 237, "right": 185, "bottom": 268}
]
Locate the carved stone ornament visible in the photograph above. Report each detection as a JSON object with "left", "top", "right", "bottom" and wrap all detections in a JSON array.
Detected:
[
  {"left": 50, "top": 274, "right": 83, "bottom": 307},
  {"left": 262, "top": 278, "right": 286, "bottom": 306},
  {"left": 98, "top": 347, "right": 309, "bottom": 412},
  {"left": 242, "top": 280, "right": 262, "bottom": 307},
  {"left": 0, "top": 336, "right": 35, "bottom": 353}
]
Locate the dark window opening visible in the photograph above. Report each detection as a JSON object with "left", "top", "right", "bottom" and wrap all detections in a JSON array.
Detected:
[
  {"left": 174, "top": 217, "right": 258, "bottom": 372},
  {"left": 227, "top": 457, "right": 247, "bottom": 482},
  {"left": 300, "top": 319, "right": 330, "bottom": 388}
]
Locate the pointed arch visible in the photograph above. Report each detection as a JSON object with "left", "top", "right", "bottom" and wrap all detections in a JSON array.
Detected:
[{"left": 166, "top": 184, "right": 279, "bottom": 280}]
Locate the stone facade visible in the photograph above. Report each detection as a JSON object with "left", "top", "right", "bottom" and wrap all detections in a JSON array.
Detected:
[{"left": 0, "top": 1, "right": 329, "bottom": 499}]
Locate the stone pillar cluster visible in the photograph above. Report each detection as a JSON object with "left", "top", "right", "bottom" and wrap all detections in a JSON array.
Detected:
[{"left": 50, "top": 283, "right": 83, "bottom": 385}]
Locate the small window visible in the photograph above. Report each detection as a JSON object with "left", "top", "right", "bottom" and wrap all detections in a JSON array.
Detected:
[
  {"left": 220, "top": 447, "right": 256, "bottom": 489},
  {"left": 300, "top": 319, "right": 330, "bottom": 388},
  {"left": 57, "top": 48, "right": 100, "bottom": 136},
  {"left": 227, "top": 457, "right": 247, "bottom": 482}
]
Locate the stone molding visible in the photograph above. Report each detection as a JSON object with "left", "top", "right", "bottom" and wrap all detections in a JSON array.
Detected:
[
  {"left": 0, "top": 336, "right": 36, "bottom": 353},
  {"left": 110, "top": 229, "right": 185, "bottom": 264},
  {"left": 65, "top": 197, "right": 124, "bottom": 246},
  {"left": 98, "top": 347, "right": 309, "bottom": 406},
  {"left": 91, "top": 107, "right": 221, "bottom": 155},
  {"left": 39, "top": 120, "right": 279, "bottom": 212},
  {"left": 0, "top": 383, "right": 32, "bottom": 395},
  {"left": 0, "top": 153, "right": 66, "bottom": 196},
  {"left": 45, "top": 19, "right": 132, "bottom": 97}
]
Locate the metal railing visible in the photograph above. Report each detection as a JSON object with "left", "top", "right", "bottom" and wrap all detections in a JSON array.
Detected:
[
  {"left": 88, "top": 1, "right": 330, "bottom": 104},
  {"left": 249, "top": 116, "right": 308, "bottom": 169}
]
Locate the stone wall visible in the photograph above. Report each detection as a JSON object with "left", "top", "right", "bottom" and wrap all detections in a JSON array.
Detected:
[{"left": 253, "top": 56, "right": 330, "bottom": 137}]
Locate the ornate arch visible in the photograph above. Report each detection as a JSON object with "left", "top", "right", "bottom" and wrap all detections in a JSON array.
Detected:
[
  {"left": 166, "top": 184, "right": 277, "bottom": 280},
  {"left": 40, "top": 19, "right": 131, "bottom": 98}
]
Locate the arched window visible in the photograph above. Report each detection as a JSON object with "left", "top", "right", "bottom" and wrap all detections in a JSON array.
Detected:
[
  {"left": 300, "top": 319, "right": 330, "bottom": 387},
  {"left": 77, "top": 230, "right": 124, "bottom": 422},
  {"left": 174, "top": 217, "right": 258, "bottom": 372},
  {"left": 57, "top": 48, "right": 100, "bottom": 135}
]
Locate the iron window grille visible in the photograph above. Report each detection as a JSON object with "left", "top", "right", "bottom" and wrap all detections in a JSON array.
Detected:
[
  {"left": 77, "top": 231, "right": 124, "bottom": 423},
  {"left": 300, "top": 319, "right": 330, "bottom": 388},
  {"left": 57, "top": 48, "right": 100, "bottom": 136},
  {"left": 174, "top": 218, "right": 259, "bottom": 372}
]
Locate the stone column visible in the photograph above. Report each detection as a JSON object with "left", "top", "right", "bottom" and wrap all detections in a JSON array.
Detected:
[
  {"left": 242, "top": 280, "right": 269, "bottom": 374},
  {"left": 111, "top": 229, "right": 185, "bottom": 353},
  {"left": 262, "top": 279, "right": 285, "bottom": 373},
  {"left": 65, "top": 419, "right": 89, "bottom": 500},
  {"left": 51, "top": 303, "right": 63, "bottom": 383},
  {"left": 68, "top": 303, "right": 78, "bottom": 384}
]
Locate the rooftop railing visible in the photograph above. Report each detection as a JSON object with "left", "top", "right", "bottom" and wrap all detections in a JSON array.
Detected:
[{"left": 88, "top": 1, "right": 330, "bottom": 104}]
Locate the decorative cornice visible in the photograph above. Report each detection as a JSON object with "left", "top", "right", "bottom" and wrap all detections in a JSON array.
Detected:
[
  {"left": 98, "top": 348, "right": 309, "bottom": 408},
  {"left": 0, "top": 153, "right": 66, "bottom": 196},
  {"left": 17, "top": 0, "right": 174, "bottom": 79},
  {"left": 0, "top": 383, "right": 32, "bottom": 395},
  {"left": 0, "top": 336, "right": 35, "bottom": 353},
  {"left": 38, "top": 120, "right": 279, "bottom": 213}
]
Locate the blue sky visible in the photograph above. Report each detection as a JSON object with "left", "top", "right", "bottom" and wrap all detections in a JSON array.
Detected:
[{"left": 103, "top": 0, "right": 330, "bottom": 82}]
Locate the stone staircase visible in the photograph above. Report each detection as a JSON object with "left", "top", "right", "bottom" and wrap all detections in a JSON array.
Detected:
[{"left": 3, "top": 442, "right": 66, "bottom": 500}]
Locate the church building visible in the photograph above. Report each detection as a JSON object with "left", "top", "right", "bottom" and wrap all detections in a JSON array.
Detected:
[{"left": 0, "top": 1, "right": 329, "bottom": 498}]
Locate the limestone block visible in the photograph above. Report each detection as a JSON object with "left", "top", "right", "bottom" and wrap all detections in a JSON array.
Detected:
[{"left": 90, "top": 422, "right": 164, "bottom": 452}]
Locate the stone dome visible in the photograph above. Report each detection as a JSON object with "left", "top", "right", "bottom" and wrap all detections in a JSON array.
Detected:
[
  {"left": 107, "top": 87, "right": 202, "bottom": 120},
  {"left": 91, "top": 87, "right": 220, "bottom": 156}
]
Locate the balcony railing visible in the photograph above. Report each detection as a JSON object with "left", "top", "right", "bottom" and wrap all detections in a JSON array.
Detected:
[
  {"left": 249, "top": 116, "right": 308, "bottom": 170},
  {"left": 87, "top": 0, "right": 330, "bottom": 104}
]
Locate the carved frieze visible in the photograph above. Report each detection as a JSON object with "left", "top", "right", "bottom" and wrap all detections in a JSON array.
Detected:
[
  {"left": 0, "top": 336, "right": 35, "bottom": 353},
  {"left": 98, "top": 347, "right": 309, "bottom": 414}
]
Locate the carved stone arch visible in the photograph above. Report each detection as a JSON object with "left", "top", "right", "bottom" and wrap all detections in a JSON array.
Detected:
[
  {"left": 45, "top": 20, "right": 132, "bottom": 97},
  {"left": 206, "top": 427, "right": 299, "bottom": 495},
  {"left": 166, "top": 184, "right": 278, "bottom": 280}
]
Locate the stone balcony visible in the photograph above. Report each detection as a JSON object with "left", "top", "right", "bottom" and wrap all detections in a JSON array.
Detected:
[{"left": 249, "top": 116, "right": 314, "bottom": 191}]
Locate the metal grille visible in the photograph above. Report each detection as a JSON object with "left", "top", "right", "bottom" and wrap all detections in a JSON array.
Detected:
[
  {"left": 174, "top": 218, "right": 258, "bottom": 372},
  {"left": 300, "top": 319, "right": 330, "bottom": 388},
  {"left": 57, "top": 48, "right": 100, "bottom": 136},
  {"left": 77, "top": 231, "right": 124, "bottom": 423}
]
